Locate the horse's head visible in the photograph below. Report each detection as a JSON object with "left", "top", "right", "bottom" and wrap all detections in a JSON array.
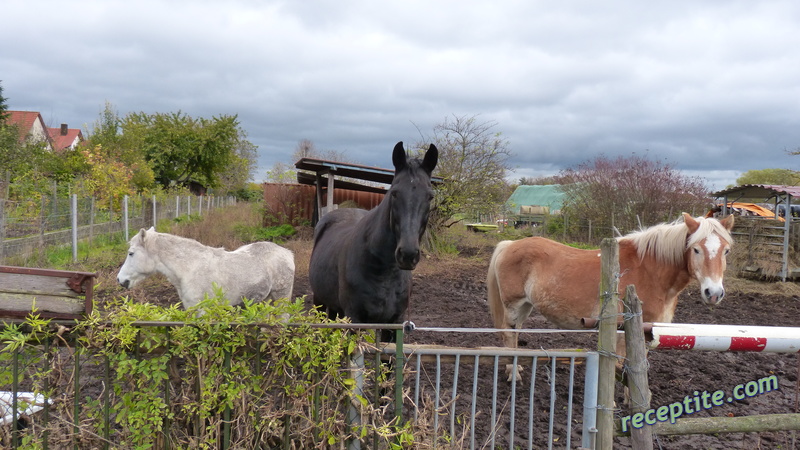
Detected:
[
  {"left": 683, "top": 213, "right": 735, "bottom": 305},
  {"left": 388, "top": 141, "right": 438, "bottom": 270},
  {"left": 117, "top": 227, "right": 158, "bottom": 289}
]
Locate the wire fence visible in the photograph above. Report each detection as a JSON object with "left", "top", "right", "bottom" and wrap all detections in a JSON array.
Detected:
[{"left": 0, "top": 194, "right": 236, "bottom": 263}]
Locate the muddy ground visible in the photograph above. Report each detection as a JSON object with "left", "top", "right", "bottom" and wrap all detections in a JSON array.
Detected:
[
  {"left": 107, "top": 234, "right": 800, "bottom": 449},
  {"left": 290, "top": 238, "right": 800, "bottom": 449}
]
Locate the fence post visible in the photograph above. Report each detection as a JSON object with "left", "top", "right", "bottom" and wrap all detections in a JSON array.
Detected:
[
  {"left": 347, "top": 348, "right": 364, "bottom": 450},
  {"left": 39, "top": 196, "right": 46, "bottom": 249},
  {"left": 152, "top": 195, "right": 157, "bottom": 229},
  {"left": 175, "top": 195, "right": 180, "bottom": 219},
  {"left": 71, "top": 194, "right": 78, "bottom": 263},
  {"left": 622, "top": 285, "right": 653, "bottom": 449},
  {"left": 0, "top": 199, "right": 5, "bottom": 262},
  {"left": 89, "top": 197, "right": 95, "bottom": 244},
  {"left": 123, "top": 195, "right": 129, "bottom": 242},
  {"left": 597, "top": 238, "right": 620, "bottom": 449}
]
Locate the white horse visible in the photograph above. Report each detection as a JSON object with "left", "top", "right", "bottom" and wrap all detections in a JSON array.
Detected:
[{"left": 117, "top": 227, "right": 295, "bottom": 309}]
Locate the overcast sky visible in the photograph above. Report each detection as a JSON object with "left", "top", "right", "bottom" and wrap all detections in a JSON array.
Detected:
[{"left": 3, "top": 1, "right": 799, "bottom": 191}]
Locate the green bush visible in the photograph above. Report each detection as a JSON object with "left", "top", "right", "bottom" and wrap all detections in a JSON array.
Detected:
[
  {"left": 234, "top": 223, "right": 297, "bottom": 243},
  {"left": 0, "top": 294, "right": 423, "bottom": 448}
]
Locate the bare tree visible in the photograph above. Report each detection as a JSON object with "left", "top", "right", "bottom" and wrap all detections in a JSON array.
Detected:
[
  {"left": 292, "top": 139, "right": 317, "bottom": 161},
  {"left": 420, "top": 114, "right": 513, "bottom": 230},
  {"left": 555, "top": 154, "right": 711, "bottom": 236}
]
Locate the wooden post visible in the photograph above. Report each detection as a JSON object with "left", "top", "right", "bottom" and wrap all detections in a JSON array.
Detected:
[
  {"left": 623, "top": 285, "right": 653, "bottom": 449},
  {"left": 597, "top": 238, "right": 620, "bottom": 449},
  {"left": 326, "top": 170, "right": 335, "bottom": 213}
]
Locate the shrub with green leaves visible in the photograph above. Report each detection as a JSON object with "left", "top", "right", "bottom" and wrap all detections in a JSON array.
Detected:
[{"left": 0, "top": 293, "right": 423, "bottom": 449}]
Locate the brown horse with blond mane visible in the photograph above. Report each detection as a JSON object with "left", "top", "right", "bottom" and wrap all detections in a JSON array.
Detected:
[{"left": 487, "top": 213, "right": 734, "bottom": 366}]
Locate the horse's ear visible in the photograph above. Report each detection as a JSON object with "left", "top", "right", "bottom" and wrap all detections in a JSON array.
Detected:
[
  {"left": 422, "top": 144, "right": 438, "bottom": 174},
  {"left": 720, "top": 214, "right": 735, "bottom": 231},
  {"left": 683, "top": 212, "right": 700, "bottom": 234},
  {"left": 392, "top": 141, "right": 407, "bottom": 172}
]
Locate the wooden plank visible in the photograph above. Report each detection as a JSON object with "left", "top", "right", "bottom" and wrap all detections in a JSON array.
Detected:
[
  {"left": 0, "top": 265, "right": 95, "bottom": 318},
  {"left": 0, "top": 292, "right": 85, "bottom": 315},
  {"left": 0, "top": 273, "right": 80, "bottom": 298}
]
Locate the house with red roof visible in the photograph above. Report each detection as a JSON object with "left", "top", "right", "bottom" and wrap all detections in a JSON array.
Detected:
[
  {"left": 6, "top": 110, "right": 84, "bottom": 152},
  {"left": 48, "top": 123, "right": 84, "bottom": 151}
]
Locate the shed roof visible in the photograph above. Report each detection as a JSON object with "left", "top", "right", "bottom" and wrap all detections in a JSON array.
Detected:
[
  {"left": 505, "top": 185, "right": 566, "bottom": 214},
  {"left": 710, "top": 184, "right": 800, "bottom": 200},
  {"left": 294, "top": 157, "right": 443, "bottom": 190}
]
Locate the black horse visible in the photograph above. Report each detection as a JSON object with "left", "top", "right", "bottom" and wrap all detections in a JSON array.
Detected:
[{"left": 309, "top": 141, "right": 438, "bottom": 338}]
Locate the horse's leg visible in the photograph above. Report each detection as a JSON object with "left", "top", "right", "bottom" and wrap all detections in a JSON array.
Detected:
[
  {"left": 499, "top": 298, "right": 534, "bottom": 382},
  {"left": 487, "top": 247, "right": 534, "bottom": 381}
]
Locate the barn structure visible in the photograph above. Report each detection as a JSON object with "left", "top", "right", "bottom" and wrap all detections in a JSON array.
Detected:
[
  {"left": 262, "top": 157, "right": 443, "bottom": 226},
  {"left": 709, "top": 184, "right": 800, "bottom": 281},
  {"left": 503, "top": 184, "right": 566, "bottom": 226}
]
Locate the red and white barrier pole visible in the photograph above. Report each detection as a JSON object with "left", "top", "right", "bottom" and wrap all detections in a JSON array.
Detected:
[{"left": 648, "top": 323, "right": 800, "bottom": 353}]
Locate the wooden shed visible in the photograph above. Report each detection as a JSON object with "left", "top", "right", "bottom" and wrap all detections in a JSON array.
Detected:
[
  {"left": 710, "top": 184, "right": 800, "bottom": 281},
  {"left": 265, "top": 157, "right": 443, "bottom": 226}
]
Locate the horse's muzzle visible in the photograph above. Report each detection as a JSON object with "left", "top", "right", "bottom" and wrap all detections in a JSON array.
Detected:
[
  {"left": 396, "top": 247, "right": 420, "bottom": 270},
  {"left": 702, "top": 287, "right": 725, "bottom": 305},
  {"left": 119, "top": 279, "right": 130, "bottom": 289}
]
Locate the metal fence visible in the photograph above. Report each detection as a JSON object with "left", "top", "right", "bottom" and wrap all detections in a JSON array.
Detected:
[
  {"left": 0, "top": 322, "right": 599, "bottom": 449},
  {"left": 0, "top": 194, "right": 236, "bottom": 262},
  {"left": 384, "top": 328, "right": 600, "bottom": 450}
]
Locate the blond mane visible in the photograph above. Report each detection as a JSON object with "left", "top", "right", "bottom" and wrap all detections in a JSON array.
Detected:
[{"left": 619, "top": 216, "right": 733, "bottom": 266}]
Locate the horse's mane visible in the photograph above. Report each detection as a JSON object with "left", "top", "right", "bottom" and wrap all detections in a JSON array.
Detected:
[
  {"left": 143, "top": 230, "right": 221, "bottom": 253},
  {"left": 618, "top": 216, "right": 733, "bottom": 265}
]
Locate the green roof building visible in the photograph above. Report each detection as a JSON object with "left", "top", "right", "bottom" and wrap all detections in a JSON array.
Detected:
[{"left": 505, "top": 185, "right": 566, "bottom": 215}]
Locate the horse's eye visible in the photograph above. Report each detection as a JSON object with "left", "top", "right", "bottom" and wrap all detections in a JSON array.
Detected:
[
  {"left": 128, "top": 252, "right": 134, "bottom": 257},
  {"left": 693, "top": 248, "right": 700, "bottom": 255}
]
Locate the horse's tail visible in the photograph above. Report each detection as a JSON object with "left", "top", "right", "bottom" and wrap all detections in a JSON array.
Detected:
[{"left": 487, "top": 240, "right": 513, "bottom": 328}]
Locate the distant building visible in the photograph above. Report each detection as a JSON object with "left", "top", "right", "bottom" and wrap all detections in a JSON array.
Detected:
[
  {"left": 48, "top": 123, "right": 84, "bottom": 151},
  {"left": 505, "top": 184, "right": 566, "bottom": 215},
  {"left": 6, "top": 110, "right": 84, "bottom": 152}
]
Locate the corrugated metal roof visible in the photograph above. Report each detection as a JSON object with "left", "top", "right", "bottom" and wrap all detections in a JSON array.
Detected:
[
  {"left": 710, "top": 184, "right": 800, "bottom": 200},
  {"left": 294, "top": 157, "right": 444, "bottom": 188}
]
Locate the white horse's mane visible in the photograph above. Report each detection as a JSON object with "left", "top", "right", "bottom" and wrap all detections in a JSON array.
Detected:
[
  {"left": 142, "top": 230, "right": 223, "bottom": 253},
  {"left": 619, "top": 216, "right": 733, "bottom": 266}
]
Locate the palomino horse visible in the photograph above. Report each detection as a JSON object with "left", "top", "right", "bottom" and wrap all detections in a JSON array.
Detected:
[
  {"left": 309, "top": 141, "right": 438, "bottom": 340},
  {"left": 117, "top": 228, "right": 295, "bottom": 309},
  {"left": 488, "top": 213, "right": 734, "bottom": 366}
]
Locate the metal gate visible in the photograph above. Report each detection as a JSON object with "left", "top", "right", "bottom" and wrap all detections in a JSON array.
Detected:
[{"left": 377, "top": 326, "right": 599, "bottom": 450}]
